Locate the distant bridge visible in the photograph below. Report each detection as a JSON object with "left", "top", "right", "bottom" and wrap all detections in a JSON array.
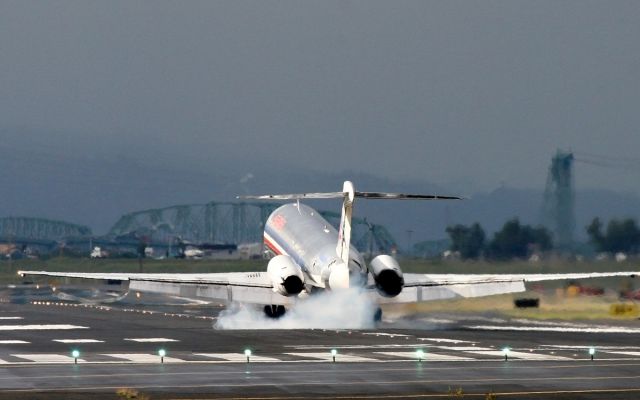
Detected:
[
  {"left": 0, "top": 217, "right": 92, "bottom": 242},
  {"left": 109, "top": 202, "right": 397, "bottom": 253}
]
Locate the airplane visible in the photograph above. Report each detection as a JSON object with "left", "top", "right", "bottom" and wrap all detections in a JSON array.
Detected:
[{"left": 18, "top": 181, "right": 639, "bottom": 321}]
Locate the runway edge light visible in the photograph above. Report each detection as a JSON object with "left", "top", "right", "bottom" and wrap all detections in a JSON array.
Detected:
[
  {"left": 158, "top": 348, "right": 166, "bottom": 363},
  {"left": 331, "top": 348, "right": 337, "bottom": 362},
  {"left": 416, "top": 349, "right": 424, "bottom": 362},
  {"left": 245, "top": 348, "right": 252, "bottom": 363},
  {"left": 589, "top": 347, "right": 595, "bottom": 361},
  {"left": 71, "top": 349, "right": 80, "bottom": 364},
  {"left": 502, "top": 347, "right": 510, "bottom": 361}
]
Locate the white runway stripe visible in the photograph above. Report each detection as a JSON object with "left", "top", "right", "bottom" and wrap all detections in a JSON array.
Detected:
[
  {"left": 434, "top": 346, "right": 493, "bottom": 351},
  {"left": 285, "top": 352, "right": 377, "bottom": 362},
  {"left": 418, "top": 338, "right": 475, "bottom": 344},
  {"left": 375, "top": 351, "right": 474, "bottom": 361},
  {"left": 288, "top": 344, "right": 428, "bottom": 350},
  {"left": 53, "top": 339, "right": 104, "bottom": 343},
  {"left": 465, "top": 325, "right": 640, "bottom": 334},
  {"left": 0, "top": 317, "right": 23, "bottom": 320},
  {"left": 0, "top": 324, "right": 88, "bottom": 331},
  {"left": 465, "top": 350, "right": 571, "bottom": 360},
  {"left": 361, "top": 333, "right": 412, "bottom": 338},
  {"left": 102, "top": 353, "right": 186, "bottom": 363},
  {"left": 541, "top": 345, "right": 640, "bottom": 350},
  {"left": 12, "top": 354, "right": 84, "bottom": 363},
  {"left": 124, "top": 338, "right": 178, "bottom": 343},
  {"left": 0, "top": 340, "right": 29, "bottom": 344},
  {"left": 195, "top": 353, "right": 281, "bottom": 362},
  {"left": 599, "top": 351, "right": 640, "bottom": 357}
]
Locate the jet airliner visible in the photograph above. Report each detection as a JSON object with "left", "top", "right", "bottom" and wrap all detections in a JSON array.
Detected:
[{"left": 19, "top": 181, "right": 639, "bottom": 320}]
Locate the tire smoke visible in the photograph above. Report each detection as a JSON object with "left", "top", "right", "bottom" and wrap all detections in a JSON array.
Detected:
[{"left": 214, "top": 288, "right": 377, "bottom": 330}]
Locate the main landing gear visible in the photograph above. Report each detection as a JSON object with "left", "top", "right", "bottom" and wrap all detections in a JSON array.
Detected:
[
  {"left": 374, "top": 307, "right": 383, "bottom": 324},
  {"left": 263, "top": 304, "right": 286, "bottom": 319}
]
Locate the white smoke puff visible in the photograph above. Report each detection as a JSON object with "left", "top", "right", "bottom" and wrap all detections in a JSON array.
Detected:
[{"left": 214, "top": 289, "right": 377, "bottom": 330}]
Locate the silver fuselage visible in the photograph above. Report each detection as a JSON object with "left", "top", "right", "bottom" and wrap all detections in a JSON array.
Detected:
[{"left": 263, "top": 203, "right": 367, "bottom": 290}]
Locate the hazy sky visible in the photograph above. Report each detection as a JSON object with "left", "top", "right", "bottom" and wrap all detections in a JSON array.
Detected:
[{"left": 1, "top": 0, "right": 639, "bottom": 194}]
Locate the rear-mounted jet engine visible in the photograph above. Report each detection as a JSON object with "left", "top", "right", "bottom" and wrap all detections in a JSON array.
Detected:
[
  {"left": 369, "top": 255, "right": 404, "bottom": 297},
  {"left": 267, "top": 255, "right": 305, "bottom": 296}
]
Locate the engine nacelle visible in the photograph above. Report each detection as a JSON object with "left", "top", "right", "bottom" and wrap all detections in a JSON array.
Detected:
[
  {"left": 267, "top": 255, "right": 305, "bottom": 296},
  {"left": 369, "top": 255, "right": 404, "bottom": 297}
]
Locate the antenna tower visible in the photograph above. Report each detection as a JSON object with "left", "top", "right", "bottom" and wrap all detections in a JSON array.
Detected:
[{"left": 542, "top": 150, "right": 575, "bottom": 249}]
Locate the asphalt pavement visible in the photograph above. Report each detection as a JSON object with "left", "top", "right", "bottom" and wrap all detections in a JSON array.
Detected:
[{"left": 0, "top": 284, "right": 639, "bottom": 399}]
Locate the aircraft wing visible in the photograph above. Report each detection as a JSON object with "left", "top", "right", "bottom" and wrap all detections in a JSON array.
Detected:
[
  {"left": 18, "top": 270, "right": 293, "bottom": 306},
  {"left": 376, "top": 272, "right": 639, "bottom": 304}
]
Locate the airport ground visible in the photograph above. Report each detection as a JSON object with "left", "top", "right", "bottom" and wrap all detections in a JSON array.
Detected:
[{"left": 0, "top": 277, "right": 638, "bottom": 399}]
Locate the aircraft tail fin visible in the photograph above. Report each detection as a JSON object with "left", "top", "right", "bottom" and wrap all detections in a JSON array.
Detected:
[{"left": 337, "top": 181, "right": 355, "bottom": 266}]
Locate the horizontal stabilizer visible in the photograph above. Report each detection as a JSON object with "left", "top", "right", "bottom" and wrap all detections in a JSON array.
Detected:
[
  {"left": 354, "top": 192, "right": 462, "bottom": 200},
  {"left": 238, "top": 192, "right": 344, "bottom": 200},
  {"left": 239, "top": 191, "right": 462, "bottom": 201}
]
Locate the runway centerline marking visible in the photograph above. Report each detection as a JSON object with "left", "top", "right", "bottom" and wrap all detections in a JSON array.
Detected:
[
  {"left": 0, "top": 317, "right": 23, "bottom": 320},
  {"left": 418, "top": 338, "right": 475, "bottom": 344},
  {"left": 434, "top": 346, "right": 493, "bottom": 351},
  {"left": 0, "top": 340, "right": 29, "bottom": 344},
  {"left": 0, "top": 324, "right": 88, "bottom": 331},
  {"left": 124, "top": 338, "right": 179, "bottom": 342},
  {"left": 195, "top": 353, "right": 281, "bottom": 362},
  {"left": 361, "top": 333, "right": 412, "bottom": 338},
  {"left": 53, "top": 339, "right": 104, "bottom": 343},
  {"left": 375, "top": 351, "right": 474, "bottom": 361},
  {"left": 12, "top": 354, "right": 85, "bottom": 363},
  {"left": 287, "top": 344, "right": 430, "bottom": 350},
  {"left": 102, "top": 353, "right": 186, "bottom": 363},
  {"left": 285, "top": 352, "right": 378, "bottom": 362},
  {"left": 465, "top": 325, "right": 640, "bottom": 333},
  {"left": 601, "top": 351, "right": 640, "bottom": 357},
  {"left": 464, "top": 350, "right": 571, "bottom": 361}
]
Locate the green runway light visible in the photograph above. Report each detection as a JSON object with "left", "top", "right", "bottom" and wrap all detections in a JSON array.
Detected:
[
  {"left": 245, "top": 349, "right": 252, "bottom": 363},
  {"left": 589, "top": 347, "right": 595, "bottom": 360},
  {"left": 331, "top": 349, "right": 337, "bottom": 362},
  {"left": 416, "top": 349, "right": 424, "bottom": 362},
  {"left": 502, "top": 347, "right": 510, "bottom": 361},
  {"left": 158, "top": 349, "right": 166, "bottom": 363},
  {"left": 71, "top": 349, "right": 80, "bottom": 364}
]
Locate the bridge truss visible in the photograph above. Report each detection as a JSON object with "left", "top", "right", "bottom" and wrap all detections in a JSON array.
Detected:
[{"left": 109, "top": 202, "right": 397, "bottom": 254}]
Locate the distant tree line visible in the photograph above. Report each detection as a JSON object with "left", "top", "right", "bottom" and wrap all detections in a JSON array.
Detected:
[
  {"left": 446, "top": 219, "right": 552, "bottom": 260},
  {"left": 587, "top": 217, "right": 640, "bottom": 254},
  {"left": 446, "top": 217, "right": 640, "bottom": 260}
]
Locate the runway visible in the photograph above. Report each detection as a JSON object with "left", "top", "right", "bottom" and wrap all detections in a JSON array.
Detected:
[{"left": 0, "top": 284, "right": 639, "bottom": 399}]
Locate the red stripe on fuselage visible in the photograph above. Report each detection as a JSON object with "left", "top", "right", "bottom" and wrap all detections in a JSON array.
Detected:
[{"left": 263, "top": 236, "right": 282, "bottom": 255}]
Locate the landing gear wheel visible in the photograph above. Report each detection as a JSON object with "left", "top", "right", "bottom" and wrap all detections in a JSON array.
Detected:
[
  {"left": 373, "top": 307, "right": 383, "bottom": 324},
  {"left": 264, "top": 305, "right": 286, "bottom": 319}
]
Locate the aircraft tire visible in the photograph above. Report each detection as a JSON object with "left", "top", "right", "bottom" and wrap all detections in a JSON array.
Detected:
[
  {"left": 263, "top": 304, "right": 286, "bottom": 319},
  {"left": 373, "top": 307, "right": 383, "bottom": 323}
]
